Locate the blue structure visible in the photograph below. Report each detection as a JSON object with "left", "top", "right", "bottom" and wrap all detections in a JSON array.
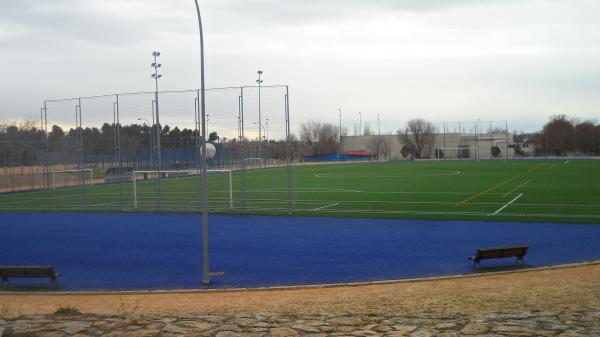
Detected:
[
  {"left": 304, "top": 152, "right": 374, "bottom": 162},
  {"left": 1, "top": 213, "right": 599, "bottom": 291}
]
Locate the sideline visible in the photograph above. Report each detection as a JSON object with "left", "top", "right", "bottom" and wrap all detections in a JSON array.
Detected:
[{"left": 312, "top": 203, "right": 339, "bottom": 211}]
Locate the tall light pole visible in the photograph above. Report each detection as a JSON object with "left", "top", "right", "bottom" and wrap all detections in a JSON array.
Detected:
[
  {"left": 265, "top": 118, "right": 269, "bottom": 142},
  {"left": 151, "top": 52, "right": 162, "bottom": 170},
  {"left": 377, "top": 113, "right": 381, "bottom": 136},
  {"left": 338, "top": 108, "right": 342, "bottom": 141},
  {"left": 358, "top": 111, "right": 362, "bottom": 136},
  {"left": 256, "top": 70, "right": 263, "bottom": 168},
  {"left": 193, "top": 0, "right": 210, "bottom": 285},
  {"left": 206, "top": 114, "right": 210, "bottom": 137}
]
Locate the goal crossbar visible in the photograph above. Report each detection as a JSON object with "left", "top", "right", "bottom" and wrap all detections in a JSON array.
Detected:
[{"left": 131, "top": 169, "right": 233, "bottom": 209}]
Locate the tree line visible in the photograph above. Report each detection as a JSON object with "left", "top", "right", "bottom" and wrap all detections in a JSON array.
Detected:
[
  {"left": 529, "top": 115, "right": 600, "bottom": 156},
  {"left": 298, "top": 115, "right": 600, "bottom": 159},
  {"left": 1, "top": 114, "right": 599, "bottom": 167}
]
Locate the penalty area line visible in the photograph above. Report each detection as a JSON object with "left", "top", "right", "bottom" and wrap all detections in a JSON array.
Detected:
[
  {"left": 490, "top": 193, "right": 523, "bottom": 216},
  {"left": 312, "top": 203, "right": 339, "bottom": 211}
]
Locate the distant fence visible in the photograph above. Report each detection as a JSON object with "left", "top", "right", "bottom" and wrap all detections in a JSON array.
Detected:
[{"left": 0, "top": 85, "right": 293, "bottom": 213}]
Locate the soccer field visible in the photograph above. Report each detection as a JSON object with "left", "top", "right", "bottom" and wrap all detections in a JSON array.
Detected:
[{"left": 1, "top": 159, "right": 599, "bottom": 223}]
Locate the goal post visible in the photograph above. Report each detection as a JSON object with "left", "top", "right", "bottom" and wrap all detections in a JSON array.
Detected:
[
  {"left": 243, "top": 157, "right": 265, "bottom": 169},
  {"left": 51, "top": 169, "right": 93, "bottom": 190},
  {"left": 131, "top": 169, "right": 233, "bottom": 210},
  {"left": 435, "top": 147, "right": 480, "bottom": 160}
]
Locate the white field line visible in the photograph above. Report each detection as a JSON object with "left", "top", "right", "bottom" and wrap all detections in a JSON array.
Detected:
[
  {"left": 315, "top": 170, "right": 461, "bottom": 179},
  {"left": 491, "top": 193, "right": 523, "bottom": 216},
  {"left": 88, "top": 201, "right": 119, "bottom": 207},
  {"left": 564, "top": 160, "right": 570, "bottom": 165},
  {"left": 312, "top": 203, "right": 339, "bottom": 211}
]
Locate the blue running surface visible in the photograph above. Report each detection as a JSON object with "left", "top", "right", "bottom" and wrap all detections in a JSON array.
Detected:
[{"left": 1, "top": 213, "right": 599, "bottom": 291}]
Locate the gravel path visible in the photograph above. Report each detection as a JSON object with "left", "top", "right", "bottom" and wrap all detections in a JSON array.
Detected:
[{"left": 1, "top": 263, "right": 599, "bottom": 336}]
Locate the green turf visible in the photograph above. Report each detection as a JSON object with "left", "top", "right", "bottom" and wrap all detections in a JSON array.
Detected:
[{"left": 1, "top": 159, "right": 599, "bottom": 223}]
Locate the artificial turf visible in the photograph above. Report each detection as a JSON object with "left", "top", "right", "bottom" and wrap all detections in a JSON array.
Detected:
[{"left": 1, "top": 159, "right": 599, "bottom": 223}]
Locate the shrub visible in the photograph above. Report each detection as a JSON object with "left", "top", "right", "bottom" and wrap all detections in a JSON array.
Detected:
[
  {"left": 54, "top": 306, "right": 82, "bottom": 316},
  {"left": 491, "top": 146, "right": 501, "bottom": 158}
]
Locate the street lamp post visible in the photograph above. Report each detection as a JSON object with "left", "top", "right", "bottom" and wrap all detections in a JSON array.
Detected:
[
  {"left": 206, "top": 114, "right": 210, "bottom": 137},
  {"left": 358, "top": 112, "right": 362, "bottom": 136},
  {"left": 256, "top": 70, "right": 263, "bottom": 168},
  {"left": 193, "top": 0, "right": 210, "bottom": 285},
  {"left": 338, "top": 108, "right": 342, "bottom": 141},
  {"left": 265, "top": 118, "right": 269, "bottom": 142},
  {"left": 151, "top": 52, "right": 162, "bottom": 170}
]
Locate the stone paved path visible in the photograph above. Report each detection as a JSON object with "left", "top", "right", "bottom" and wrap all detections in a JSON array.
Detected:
[{"left": 1, "top": 309, "right": 599, "bottom": 337}]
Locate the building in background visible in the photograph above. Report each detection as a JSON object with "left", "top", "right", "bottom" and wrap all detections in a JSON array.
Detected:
[{"left": 340, "top": 131, "right": 514, "bottom": 160}]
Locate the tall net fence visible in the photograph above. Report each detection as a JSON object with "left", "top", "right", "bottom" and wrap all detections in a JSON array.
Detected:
[{"left": 0, "top": 85, "right": 292, "bottom": 213}]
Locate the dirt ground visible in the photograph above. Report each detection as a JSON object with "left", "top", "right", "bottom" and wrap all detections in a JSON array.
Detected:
[{"left": 1, "top": 263, "right": 599, "bottom": 317}]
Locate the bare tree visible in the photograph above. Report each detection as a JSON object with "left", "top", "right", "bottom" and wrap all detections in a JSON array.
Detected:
[
  {"left": 363, "top": 123, "right": 373, "bottom": 136},
  {"left": 541, "top": 115, "right": 575, "bottom": 155},
  {"left": 300, "top": 120, "right": 321, "bottom": 155},
  {"left": 299, "top": 120, "right": 340, "bottom": 155},
  {"left": 397, "top": 118, "right": 436, "bottom": 159},
  {"left": 574, "top": 120, "right": 596, "bottom": 154},
  {"left": 381, "top": 137, "right": 392, "bottom": 160}
]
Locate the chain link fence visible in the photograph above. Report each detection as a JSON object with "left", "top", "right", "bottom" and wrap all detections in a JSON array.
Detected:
[{"left": 0, "top": 85, "right": 293, "bottom": 213}]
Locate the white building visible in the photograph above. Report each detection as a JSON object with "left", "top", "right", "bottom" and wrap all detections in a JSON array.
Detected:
[{"left": 340, "top": 132, "right": 514, "bottom": 160}]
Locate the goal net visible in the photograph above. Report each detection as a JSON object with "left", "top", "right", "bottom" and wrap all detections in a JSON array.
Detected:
[
  {"left": 131, "top": 169, "right": 233, "bottom": 209},
  {"left": 51, "top": 169, "right": 93, "bottom": 190},
  {"left": 435, "top": 147, "right": 481, "bottom": 160},
  {"left": 243, "top": 157, "right": 265, "bottom": 169}
]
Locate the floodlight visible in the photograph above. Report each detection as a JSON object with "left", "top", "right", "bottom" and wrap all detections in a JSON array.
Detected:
[
  {"left": 157, "top": 64, "right": 161, "bottom": 67},
  {"left": 257, "top": 70, "right": 263, "bottom": 75},
  {"left": 151, "top": 62, "right": 156, "bottom": 67}
]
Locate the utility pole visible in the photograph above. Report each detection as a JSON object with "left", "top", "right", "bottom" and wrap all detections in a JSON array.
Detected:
[
  {"left": 256, "top": 70, "right": 263, "bottom": 168},
  {"left": 151, "top": 51, "right": 162, "bottom": 170},
  {"left": 358, "top": 111, "right": 362, "bottom": 136},
  {"left": 193, "top": 0, "right": 210, "bottom": 285},
  {"left": 338, "top": 108, "right": 342, "bottom": 141}
]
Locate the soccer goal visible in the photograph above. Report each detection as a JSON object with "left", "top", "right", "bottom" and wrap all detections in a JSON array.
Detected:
[
  {"left": 131, "top": 169, "right": 233, "bottom": 209},
  {"left": 243, "top": 157, "right": 265, "bottom": 169},
  {"left": 51, "top": 169, "right": 93, "bottom": 190},
  {"left": 436, "top": 147, "right": 480, "bottom": 160}
]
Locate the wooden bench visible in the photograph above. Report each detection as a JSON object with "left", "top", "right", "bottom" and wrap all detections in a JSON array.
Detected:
[
  {"left": 469, "top": 245, "right": 528, "bottom": 266},
  {"left": 0, "top": 266, "right": 61, "bottom": 285}
]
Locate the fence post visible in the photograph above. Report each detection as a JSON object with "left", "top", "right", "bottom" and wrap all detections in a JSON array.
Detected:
[{"left": 285, "top": 86, "right": 293, "bottom": 215}]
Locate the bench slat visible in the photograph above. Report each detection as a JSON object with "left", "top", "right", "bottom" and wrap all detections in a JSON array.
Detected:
[{"left": 0, "top": 266, "right": 60, "bottom": 283}]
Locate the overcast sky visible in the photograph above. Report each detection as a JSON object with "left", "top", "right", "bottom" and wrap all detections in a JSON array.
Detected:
[{"left": 1, "top": 0, "right": 599, "bottom": 135}]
